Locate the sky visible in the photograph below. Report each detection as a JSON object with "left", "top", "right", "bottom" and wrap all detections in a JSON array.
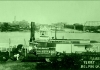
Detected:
[{"left": 0, "top": 1, "right": 100, "bottom": 24}]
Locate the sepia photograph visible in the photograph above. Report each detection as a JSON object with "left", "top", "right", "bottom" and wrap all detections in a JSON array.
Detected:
[{"left": 0, "top": 0, "right": 100, "bottom": 70}]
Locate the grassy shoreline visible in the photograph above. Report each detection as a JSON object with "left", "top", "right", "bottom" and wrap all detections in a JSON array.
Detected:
[{"left": 0, "top": 61, "right": 37, "bottom": 70}]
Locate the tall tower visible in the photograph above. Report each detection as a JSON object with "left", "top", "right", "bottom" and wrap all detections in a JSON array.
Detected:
[{"left": 14, "top": 16, "right": 16, "bottom": 24}]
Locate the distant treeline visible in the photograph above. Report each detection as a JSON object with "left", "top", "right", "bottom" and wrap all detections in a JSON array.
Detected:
[
  {"left": 1, "top": 22, "right": 100, "bottom": 33},
  {"left": 0, "top": 22, "right": 30, "bottom": 32},
  {"left": 64, "top": 23, "right": 100, "bottom": 33},
  {"left": 0, "top": 20, "right": 41, "bottom": 32}
]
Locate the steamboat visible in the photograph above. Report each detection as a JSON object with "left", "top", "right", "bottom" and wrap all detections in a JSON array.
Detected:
[{"left": 27, "top": 22, "right": 100, "bottom": 70}]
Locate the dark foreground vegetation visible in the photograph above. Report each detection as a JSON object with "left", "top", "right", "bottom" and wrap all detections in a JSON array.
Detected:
[
  {"left": 1, "top": 48, "right": 100, "bottom": 70},
  {"left": 0, "top": 52, "right": 82, "bottom": 70},
  {"left": 36, "top": 53, "right": 82, "bottom": 70},
  {"left": 0, "top": 44, "right": 82, "bottom": 70}
]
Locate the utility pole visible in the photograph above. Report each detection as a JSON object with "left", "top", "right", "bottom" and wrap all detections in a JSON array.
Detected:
[
  {"left": 55, "top": 26, "right": 57, "bottom": 39},
  {"left": 74, "top": 25, "right": 76, "bottom": 30},
  {"left": 9, "top": 38, "right": 11, "bottom": 57},
  {"left": 24, "top": 39, "right": 27, "bottom": 57},
  {"left": 71, "top": 41, "right": 72, "bottom": 53},
  {"left": 83, "top": 22, "right": 86, "bottom": 32},
  {"left": 74, "top": 24, "right": 76, "bottom": 33}
]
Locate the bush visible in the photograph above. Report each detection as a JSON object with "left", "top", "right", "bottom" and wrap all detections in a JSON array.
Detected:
[{"left": 36, "top": 53, "right": 82, "bottom": 70}]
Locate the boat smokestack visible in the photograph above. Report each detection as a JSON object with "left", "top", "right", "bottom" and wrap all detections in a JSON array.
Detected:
[{"left": 30, "top": 22, "right": 35, "bottom": 43}]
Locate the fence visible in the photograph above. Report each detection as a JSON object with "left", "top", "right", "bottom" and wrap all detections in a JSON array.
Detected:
[{"left": 0, "top": 38, "right": 29, "bottom": 56}]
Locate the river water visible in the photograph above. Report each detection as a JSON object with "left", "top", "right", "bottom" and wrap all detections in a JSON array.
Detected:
[{"left": 0, "top": 31, "right": 100, "bottom": 47}]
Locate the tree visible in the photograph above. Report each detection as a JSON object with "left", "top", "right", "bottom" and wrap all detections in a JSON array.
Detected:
[
  {"left": 35, "top": 23, "right": 40, "bottom": 31},
  {"left": 73, "top": 23, "right": 83, "bottom": 31},
  {"left": 18, "top": 20, "right": 29, "bottom": 29},
  {"left": 1, "top": 22, "right": 9, "bottom": 32}
]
